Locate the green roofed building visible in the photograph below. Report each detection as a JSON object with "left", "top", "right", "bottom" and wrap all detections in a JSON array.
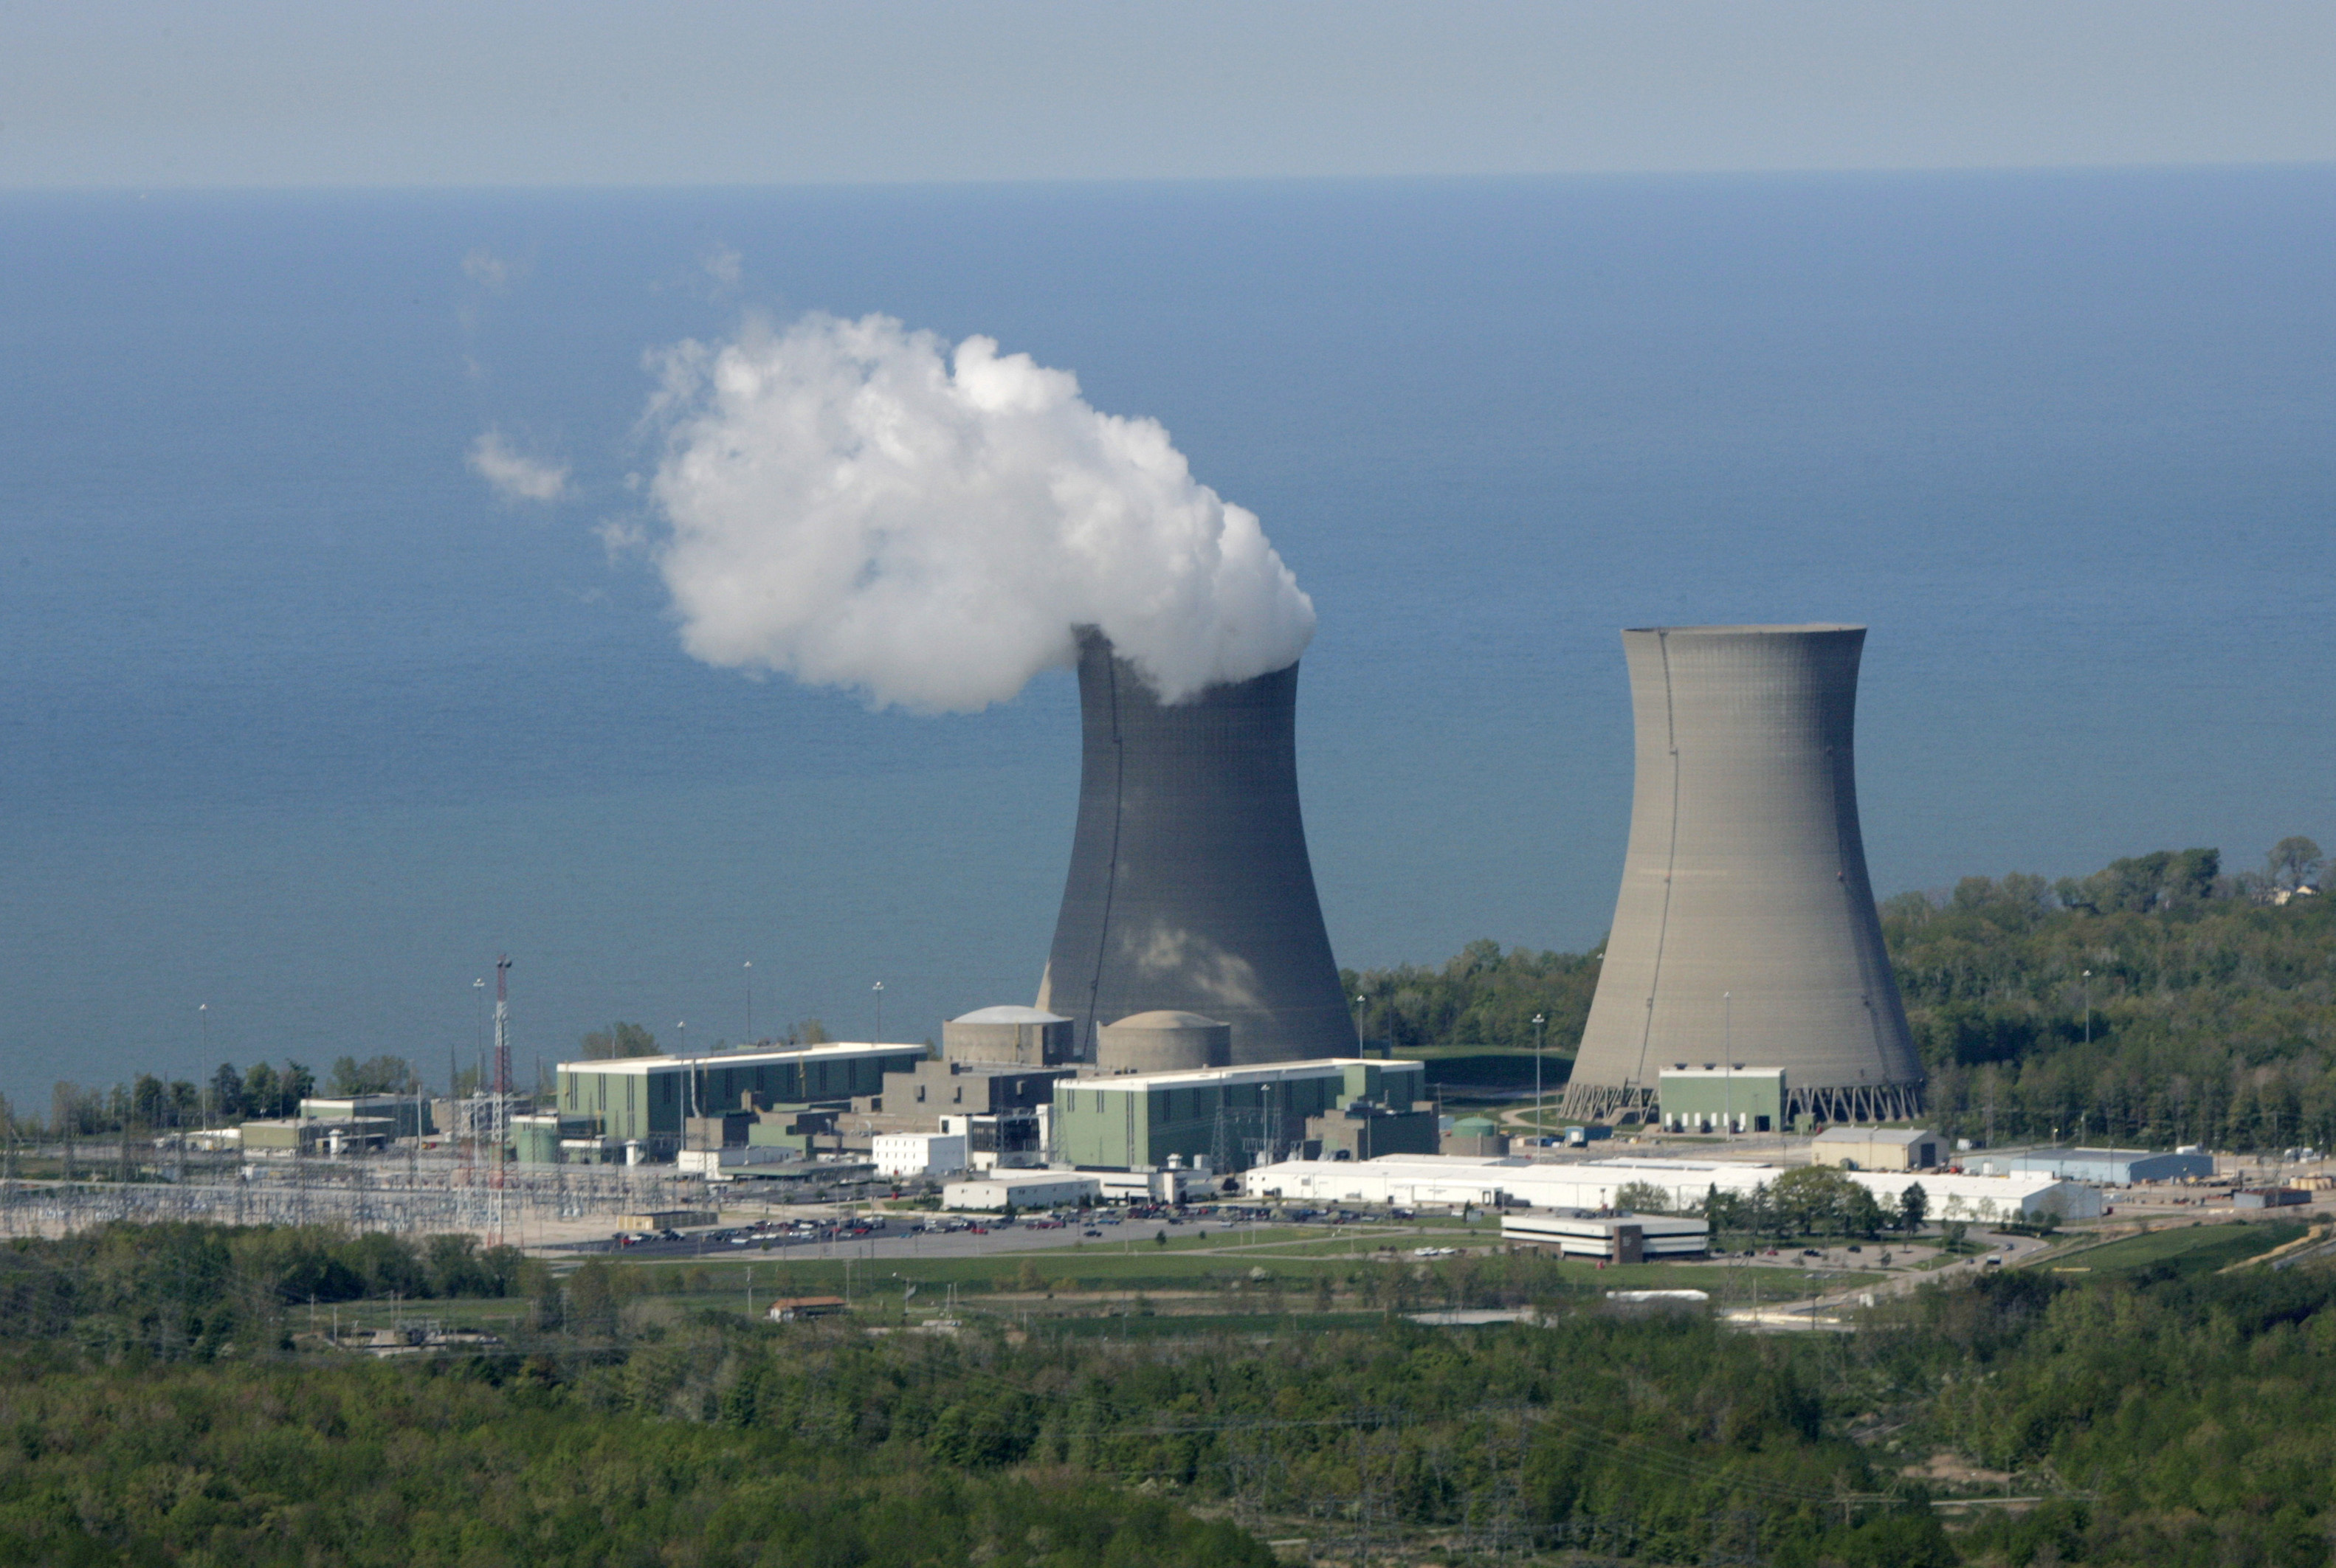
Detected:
[
  {"left": 1054, "top": 1058, "right": 1429, "bottom": 1172},
  {"left": 557, "top": 1043, "right": 925, "bottom": 1156}
]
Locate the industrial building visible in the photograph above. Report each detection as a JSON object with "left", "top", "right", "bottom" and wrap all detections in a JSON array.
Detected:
[
  {"left": 942, "top": 1171, "right": 1101, "bottom": 1211},
  {"left": 852, "top": 1060, "right": 1072, "bottom": 1167},
  {"left": 1563, "top": 626, "right": 1926, "bottom": 1126},
  {"left": 1052, "top": 1058, "right": 1431, "bottom": 1172},
  {"left": 1986, "top": 1147, "right": 2215, "bottom": 1184},
  {"left": 554, "top": 1042, "right": 926, "bottom": 1157},
  {"left": 1036, "top": 629, "right": 1355, "bottom": 1066},
  {"left": 1655, "top": 1068, "right": 1785, "bottom": 1135},
  {"left": 241, "top": 1117, "right": 393, "bottom": 1156},
  {"left": 872, "top": 1132, "right": 968, "bottom": 1179},
  {"left": 1242, "top": 1153, "right": 2098, "bottom": 1222},
  {"left": 511, "top": 1112, "right": 620, "bottom": 1165},
  {"left": 678, "top": 1144, "right": 801, "bottom": 1176},
  {"left": 1502, "top": 1209, "right": 1711, "bottom": 1261},
  {"left": 1812, "top": 1127, "right": 1943, "bottom": 1171},
  {"left": 300, "top": 1095, "right": 433, "bottom": 1141}
]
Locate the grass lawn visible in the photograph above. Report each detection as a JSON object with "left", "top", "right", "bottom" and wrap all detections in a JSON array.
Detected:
[
  {"left": 1035, "top": 1309, "right": 1397, "bottom": 1340},
  {"left": 2045, "top": 1220, "right": 2309, "bottom": 1278}
]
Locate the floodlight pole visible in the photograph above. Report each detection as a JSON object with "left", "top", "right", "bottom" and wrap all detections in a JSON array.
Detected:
[
  {"left": 1532, "top": 1013, "right": 1546, "bottom": 1141},
  {"left": 1723, "top": 992, "right": 1733, "bottom": 1139}
]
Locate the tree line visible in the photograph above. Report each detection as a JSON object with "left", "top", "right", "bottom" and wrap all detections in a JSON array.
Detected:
[
  {"left": 18, "top": 1054, "right": 431, "bottom": 1141},
  {"left": 1341, "top": 936, "right": 1603, "bottom": 1054}
]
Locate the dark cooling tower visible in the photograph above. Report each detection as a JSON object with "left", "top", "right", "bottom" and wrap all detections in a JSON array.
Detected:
[
  {"left": 1036, "top": 629, "right": 1355, "bottom": 1065},
  {"left": 1562, "top": 625, "right": 1925, "bottom": 1125}
]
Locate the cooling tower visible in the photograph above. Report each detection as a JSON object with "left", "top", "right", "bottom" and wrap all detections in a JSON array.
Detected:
[
  {"left": 1562, "top": 625, "right": 1924, "bottom": 1125},
  {"left": 1036, "top": 629, "right": 1355, "bottom": 1066}
]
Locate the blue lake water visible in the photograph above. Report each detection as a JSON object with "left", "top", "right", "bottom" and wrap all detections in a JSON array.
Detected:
[{"left": 3, "top": 170, "right": 2332, "bottom": 1103}]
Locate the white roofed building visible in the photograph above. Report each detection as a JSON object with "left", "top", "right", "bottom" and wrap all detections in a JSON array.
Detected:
[{"left": 1241, "top": 1153, "right": 2098, "bottom": 1223}]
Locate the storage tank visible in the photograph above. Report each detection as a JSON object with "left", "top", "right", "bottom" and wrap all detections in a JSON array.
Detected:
[
  {"left": 943, "top": 1005, "right": 1075, "bottom": 1066},
  {"left": 1036, "top": 629, "right": 1355, "bottom": 1065},
  {"left": 1560, "top": 625, "right": 1925, "bottom": 1125},
  {"left": 1095, "top": 1010, "right": 1232, "bottom": 1074}
]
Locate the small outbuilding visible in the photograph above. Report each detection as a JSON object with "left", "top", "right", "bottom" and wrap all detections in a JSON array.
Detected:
[
  {"left": 765, "top": 1296, "right": 848, "bottom": 1322},
  {"left": 1443, "top": 1116, "right": 1509, "bottom": 1157},
  {"left": 1811, "top": 1127, "right": 1942, "bottom": 1171},
  {"left": 2233, "top": 1187, "right": 2311, "bottom": 1210}
]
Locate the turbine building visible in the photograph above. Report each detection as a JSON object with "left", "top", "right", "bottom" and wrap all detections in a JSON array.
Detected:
[
  {"left": 1561, "top": 624, "right": 1925, "bottom": 1125},
  {"left": 1036, "top": 629, "right": 1354, "bottom": 1065}
]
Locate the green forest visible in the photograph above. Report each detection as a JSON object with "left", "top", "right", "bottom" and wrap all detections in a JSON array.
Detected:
[
  {"left": 1346, "top": 841, "right": 2336, "bottom": 1149},
  {"left": 7, "top": 1218, "right": 2336, "bottom": 1564}
]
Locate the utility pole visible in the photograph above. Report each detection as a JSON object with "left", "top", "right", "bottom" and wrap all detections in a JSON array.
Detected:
[
  {"left": 872, "top": 981, "right": 884, "bottom": 1043},
  {"left": 1723, "top": 992, "right": 1733, "bottom": 1139},
  {"left": 743, "top": 961, "right": 754, "bottom": 1043}
]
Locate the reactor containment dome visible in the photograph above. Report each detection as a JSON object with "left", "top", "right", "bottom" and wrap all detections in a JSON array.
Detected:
[
  {"left": 1560, "top": 624, "right": 1925, "bottom": 1125},
  {"left": 1036, "top": 629, "right": 1355, "bottom": 1066}
]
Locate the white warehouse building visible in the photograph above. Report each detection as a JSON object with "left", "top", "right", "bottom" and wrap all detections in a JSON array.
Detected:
[
  {"left": 942, "top": 1172, "right": 1102, "bottom": 1211},
  {"left": 1241, "top": 1153, "right": 2099, "bottom": 1223}
]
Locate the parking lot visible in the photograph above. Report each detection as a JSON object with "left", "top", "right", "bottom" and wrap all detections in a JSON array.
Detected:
[{"left": 563, "top": 1205, "right": 1326, "bottom": 1264}]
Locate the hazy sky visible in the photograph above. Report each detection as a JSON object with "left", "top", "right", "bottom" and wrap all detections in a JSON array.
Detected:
[{"left": 5, "top": 1, "right": 2333, "bottom": 187}]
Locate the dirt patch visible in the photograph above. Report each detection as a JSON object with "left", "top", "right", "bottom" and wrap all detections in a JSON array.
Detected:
[{"left": 1901, "top": 1450, "right": 2015, "bottom": 1487}]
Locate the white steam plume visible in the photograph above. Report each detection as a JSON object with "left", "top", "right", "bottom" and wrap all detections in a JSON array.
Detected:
[{"left": 643, "top": 313, "right": 1315, "bottom": 712}]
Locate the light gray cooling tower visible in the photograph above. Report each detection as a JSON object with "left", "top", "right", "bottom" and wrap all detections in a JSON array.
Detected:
[
  {"left": 1562, "top": 625, "right": 1925, "bottom": 1125},
  {"left": 1036, "top": 629, "right": 1355, "bottom": 1066}
]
